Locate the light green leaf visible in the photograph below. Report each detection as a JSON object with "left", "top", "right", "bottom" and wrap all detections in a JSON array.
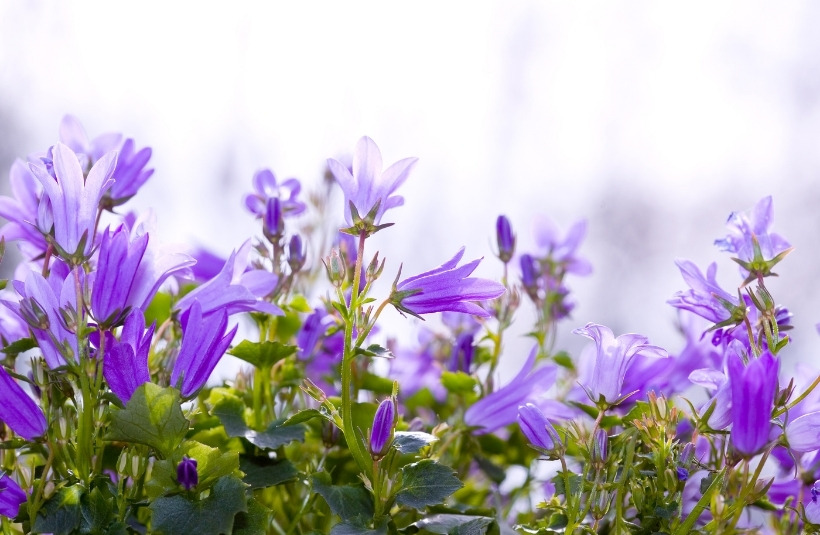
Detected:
[{"left": 106, "top": 383, "right": 188, "bottom": 458}]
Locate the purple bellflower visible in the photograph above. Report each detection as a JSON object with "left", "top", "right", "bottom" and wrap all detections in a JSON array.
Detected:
[
  {"left": 785, "top": 411, "right": 820, "bottom": 453},
  {"left": 370, "top": 397, "right": 397, "bottom": 459},
  {"left": 176, "top": 456, "right": 198, "bottom": 491},
  {"left": 171, "top": 300, "right": 238, "bottom": 398},
  {"left": 327, "top": 136, "right": 417, "bottom": 230},
  {"left": 0, "top": 160, "right": 49, "bottom": 257},
  {"left": 296, "top": 308, "right": 344, "bottom": 395},
  {"left": 573, "top": 323, "right": 667, "bottom": 405},
  {"left": 728, "top": 349, "right": 779, "bottom": 456},
  {"left": 103, "top": 310, "right": 154, "bottom": 404},
  {"left": 532, "top": 216, "right": 592, "bottom": 276},
  {"left": 807, "top": 481, "right": 820, "bottom": 525},
  {"left": 187, "top": 246, "right": 226, "bottom": 283},
  {"left": 244, "top": 169, "right": 305, "bottom": 218},
  {"left": 91, "top": 227, "right": 149, "bottom": 327},
  {"left": 391, "top": 247, "right": 505, "bottom": 318},
  {"left": 388, "top": 329, "right": 447, "bottom": 402},
  {"left": 668, "top": 260, "right": 742, "bottom": 327},
  {"left": 0, "top": 365, "right": 47, "bottom": 440},
  {"left": 518, "top": 403, "right": 561, "bottom": 451},
  {"left": 464, "top": 347, "right": 557, "bottom": 434},
  {"left": 0, "top": 473, "right": 26, "bottom": 519},
  {"left": 176, "top": 240, "right": 282, "bottom": 318},
  {"left": 29, "top": 143, "right": 116, "bottom": 260},
  {"left": 715, "top": 196, "right": 790, "bottom": 266}
]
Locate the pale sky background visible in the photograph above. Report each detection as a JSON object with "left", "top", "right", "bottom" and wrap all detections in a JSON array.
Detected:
[{"left": 2, "top": 2, "right": 820, "bottom": 376}]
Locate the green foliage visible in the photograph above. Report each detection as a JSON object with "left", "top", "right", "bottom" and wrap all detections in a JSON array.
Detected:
[
  {"left": 228, "top": 340, "right": 298, "bottom": 369},
  {"left": 149, "top": 475, "right": 248, "bottom": 535},
  {"left": 395, "top": 460, "right": 463, "bottom": 509}
]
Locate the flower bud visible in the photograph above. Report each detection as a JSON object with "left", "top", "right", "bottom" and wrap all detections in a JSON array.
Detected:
[
  {"left": 496, "top": 215, "right": 515, "bottom": 263},
  {"left": 519, "top": 254, "right": 539, "bottom": 301},
  {"left": 591, "top": 429, "right": 608, "bottom": 465},
  {"left": 517, "top": 403, "right": 561, "bottom": 452},
  {"left": 263, "top": 197, "right": 284, "bottom": 242},
  {"left": 323, "top": 249, "right": 346, "bottom": 288},
  {"left": 370, "top": 398, "right": 396, "bottom": 459},
  {"left": 177, "top": 456, "right": 198, "bottom": 490},
  {"left": 288, "top": 235, "right": 306, "bottom": 273}
]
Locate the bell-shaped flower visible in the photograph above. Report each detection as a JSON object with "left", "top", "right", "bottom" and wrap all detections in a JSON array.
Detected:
[
  {"left": 668, "top": 260, "right": 741, "bottom": 326},
  {"left": 170, "top": 300, "right": 238, "bottom": 398},
  {"left": 175, "top": 240, "right": 282, "bottom": 318},
  {"left": 0, "top": 365, "right": 47, "bottom": 440},
  {"left": 244, "top": 169, "right": 305, "bottom": 218},
  {"left": 573, "top": 323, "right": 667, "bottom": 405},
  {"left": 91, "top": 227, "right": 149, "bottom": 327},
  {"left": 728, "top": 349, "right": 779, "bottom": 456},
  {"left": 28, "top": 143, "right": 116, "bottom": 260},
  {"left": 0, "top": 160, "right": 49, "bottom": 257},
  {"left": 785, "top": 411, "right": 820, "bottom": 453},
  {"left": 390, "top": 247, "right": 505, "bottom": 318},
  {"left": 518, "top": 403, "right": 561, "bottom": 451},
  {"left": 715, "top": 196, "right": 790, "bottom": 266},
  {"left": 327, "top": 136, "right": 417, "bottom": 229},
  {"left": 103, "top": 310, "right": 154, "bottom": 404},
  {"left": 0, "top": 473, "right": 26, "bottom": 519},
  {"left": 464, "top": 347, "right": 557, "bottom": 434},
  {"left": 532, "top": 216, "right": 592, "bottom": 276}
]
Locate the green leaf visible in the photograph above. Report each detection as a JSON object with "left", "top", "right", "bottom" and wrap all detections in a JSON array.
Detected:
[
  {"left": 440, "top": 371, "right": 477, "bottom": 394},
  {"left": 33, "top": 484, "right": 83, "bottom": 535},
  {"left": 330, "top": 517, "right": 388, "bottom": 535},
  {"left": 213, "top": 396, "right": 306, "bottom": 450},
  {"left": 232, "top": 498, "right": 272, "bottom": 535},
  {"left": 395, "top": 460, "right": 463, "bottom": 510},
  {"left": 552, "top": 473, "right": 582, "bottom": 497},
  {"left": 312, "top": 472, "right": 374, "bottom": 521},
  {"left": 353, "top": 343, "right": 393, "bottom": 359},
  {"left": 393, "top": 431, "right": 438, "bottom": 454},
  {"left": 149, "top": 475, "right": 248, "bottom": 535},
  {"left": 240, "top": 456, "right": 299, "bottom": 488},
  {"left": 410, "top": 514, "right": 494, "bottom": 534},
  {"left": 283, "top": 408, "right": 323, "bottom": 426},
  {"left": 79, "top": 487, "right": 114, "bottom": 533},
  {"left": 144, "top": 292, "right": 173, "bottom": 327},
  {"left": 146, "top": 440, "right": 241, "bottom": 498},
  {"left": 228, "top": 340, "right": 298, "bottom": 369},
  {"left": 360, "top": 373, "right": 394, "bottom": 394},
  {"left": 1, "top": 337, "right": 37, "bottom": 356},
  {"left": 106, "top": 383, "right": 189, "bottom": 458}
]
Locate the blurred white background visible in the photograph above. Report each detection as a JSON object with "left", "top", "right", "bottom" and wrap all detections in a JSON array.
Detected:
[{"left": 2, "top": 2, "right": 820, "bottom": 373}]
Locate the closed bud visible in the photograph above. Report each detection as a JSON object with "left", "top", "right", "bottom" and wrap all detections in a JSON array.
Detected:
[
  {"left": 369, "top": 398, "right": 397, "bottom": 460},
  {"left": 366, "top": 252, "right": 385, "bottom": 282},
  {"left": 496, "top": 215, "right": 516, "bottom": 263},
  {"left": 117, "top": 451, "right": 129, "bottom": 475},
  {"left": 518, "top": 403, "right": 562, "bottom": 453},
  {"left": 263, "top": 197, "right": 284, "bottom": 242},
  {"left": 288, "top": 235, "right": 306, "bottom": 273},
  {"left": 591, "top": 429, "right": 608, "bottom": 465},
  {"left": 323, "top": 249, "right": 346, "bottom": 288},
  {"left": 176, "top": 456, "right": 198, "bottom": 491},
  {"left": 519, "top": 254, "right": 540, "bottom": 301}
]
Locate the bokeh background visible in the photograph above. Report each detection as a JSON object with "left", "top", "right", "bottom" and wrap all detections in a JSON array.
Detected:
[{"left": 2, "top": 2, "right": 820, "bottom": 375}]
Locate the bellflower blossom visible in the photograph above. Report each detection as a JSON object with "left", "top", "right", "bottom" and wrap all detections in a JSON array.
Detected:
[
  {"left": 370, "top": 398, "right": 397, "bottom": 458},
  {"left": 391, "top": 247, "right": 505, "bottom": 318},
  {"left": 0, "top": 160, "right": 49, "bottom": 256},
  {"left": 573, "top": 323, "right": 667, "bottom": 405},
  {"left": 464, "top": 347, "right": 557, "bottom": 434},
  {"left": 244, "top": 169, "right": 305, "bottom": 218},
  {"left": 91, "top": 227, "right": 149, "bottom": 327},
  {"left": 728, "top": 349, "right": 779, "bottom": 456},
  {"left": 103, "top": 310, "right": 154, "bottom": 404},
  {"left": 171, "top": 300, "right": 238, "bottom": 398},
  {"left": 0, "top": 365, "right": 47, "bottom": 440},
  {"left": 532, "top": 216, "right": 592, "bottom": 276},
  {"left": 668, "top": 260, "right": 740, "bottom": 326},
  {"left": 714, "top": 196, "right": 790, "bottom": 265},
  {"left": 29, "top": 143, "right": 115, "bottom": 259},
  {"left": 327, "top": 136, "right": 417, "bottom": 228},
  {"left": 175, "top": 240, "right": 282, "bottom": 318},
  {"left": 518, "top": 403, "right": 561, "bottom": 451},
  {"left": 0, "top": 473, "right": 26, "bottom": 519},
  {"left": 297, "top": 308, "right": 344, "bottom": 394}
]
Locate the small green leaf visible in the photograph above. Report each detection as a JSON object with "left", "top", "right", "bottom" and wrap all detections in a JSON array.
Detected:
[
  {"left": 33, "top": 484, "right": 84, "bottom": 535},
  {"left": 440, "top": 371, "right": 477, "bottom": 394},
  {"left": 240, "top": 456, "right": 299, "bottom": 488},
  {"left": 330, "top": 518, "right": 388, "bottom": 535},
  {"left": 552, "top": 473, "right": 582, "bottom": 497},
  {"left": 106, "top": 383, "right": 188, "bottom": 458},
  {"left": 1, "top": 337, "right": 37, "bottom": 356},
  {"left": 213, "top": 396, "right": 306, "bottom": 450},
  {"left": 283, "top": 408, "right": 323, "bottom": 426},
  {"left": 228, "top": 340, "right": 298, "bottom": 368},
  {"left": 395, "top": 460, "right": 463, "bottom": 509},
  {"left": 410, "top": 514, "right": 494, "bottom": 534},
  {"left": 149, "top": 475, "right": 248, "bottom": 535},
  {"left": 393, "top": 431, "right": 438, "bottom": 454},
  {"left": 353, "top": 344, "right": 393, "bottom": 359},
  {"left": 79, "top": 487, "right": 114, "bottom": 533},
  {"left": 312, "top": 472, "right": 374, "bottom": 522}
]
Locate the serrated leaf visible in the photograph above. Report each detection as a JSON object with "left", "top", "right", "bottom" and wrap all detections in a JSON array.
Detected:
[
  {"left": 411, "top": 514, "right": 494, "bottom": 534},
  {"left": 214, "top": 396, "right": 306, "bottom": 450},
  {"left": 228, "top": 340, "right": 297, "bottom": 369},
  {"left": 552, "top": 473, "right": 582, "bottom": 497},
  {"left": 33, "top": 484, "right": 83, "bottom": 535},
  {"left": 149, "top": 475, "right": 248, "bottom": 535},
  {"left": 232, "top": 498, "right": 272, "bottom": 535},
  {"left": 79, "top": 487, "right": 114, "bottom": 533},
  {"left": 145, "top": 441, "right": 238, "bottom": 498},
  {"left": 393, "top": 431, "right": 438, "bottom": 454},
  {"left": 240, "top": 456, "right": 299, "bottom": 488},
  {"left": 330, "top": 519, "right": 388, "bottom": 535},
  {"left": 1, "top": 337, "right": 37, "bottom": 355},
  {"left": 395, "top": 460, "right": 462, "bottom": 509},
  {"left": 440, "top": 371, "right": 477, "bottom": 394},
  {"left": 312, "top": 472, "right": 374, "bottom": 521},
  {"left": 106, "top": 383, "right": 188, "bottom": 458}
]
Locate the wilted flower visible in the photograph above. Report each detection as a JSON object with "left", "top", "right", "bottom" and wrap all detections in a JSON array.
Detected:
[
  {"left": 176, "top": 456, "right": 198, "bottom": 491},
  {"left": 573, "top": 323, "right": 667, "bottom": 405},
  {"left": 171, "top": 300, "right": 238, "bottom": 398},
  {"left": 729, "top": 349, "right": 778, "bottom": 456},
  {"left": 370, "top": 398, "right": 397, "bottom": 459},
  {"left": 390, "top": 247, "right": 505, "bottom": 318},
  {"left": 0, "top": 365, "right": 47, "bottom": 440},
  {"left": 327, "top": 136, "right": 417, "bottom": 230},
  {"left": 0, "top": 473, "right": 26, "bottom": 519},
  {"left": 103, "top": 310, "right": 154, "bottom": 404}
]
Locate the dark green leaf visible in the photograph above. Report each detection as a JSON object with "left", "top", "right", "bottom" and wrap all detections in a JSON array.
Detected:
[
  {"left": 410, "top": 514, "right": 493, "bottom": 534},
  {"left": 106, "top": 383, "right": 189, "bottom": 458},
  {"left": 395, "top": 460, "right": 462, "bottom": 509},
  {"left": 149, "top": 475, "right": 248, "bottom": 535},
  {"left": 440, "top": 371, "right": 477, "bottom": 394},
  {"left": 228, "top": 340, "right": 298, "bottom": 369},
  {"left": 283, "top": 408, "right": 323, "bottom": 426},
  {"left": 240, "top": 456, "right": 299, "bottom": 488},
  {"left": 232, "top": 498, "right": 272, "bottom": 535},
  {"left": 214, "top": 396, "right": 306, "bottom": 450},
  {"left": 393, "top": 431, "right": 438, "bottom": 454},
  {"left": 1, "top": 337, "right": 37, "bottom": 356},
  {"left": 353, "top": 344, "right": 393, "bottom": 359},
  {"left": 552, "top": 473, "right": 582, "bottom": 497},
  {"left": 330, "top": 517, "right": 388, "bottom": 535},
  {"left": 79, "top": 487, "right": 114, "bottom": 533},
  {"left": 312, "top": 472, "right": 374, "bottom": 521},
  {"left": 33, "top": 484, "right": 83, "bottom": 535}
]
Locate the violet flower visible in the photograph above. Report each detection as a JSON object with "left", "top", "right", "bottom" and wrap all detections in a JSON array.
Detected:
[
  {"left": 176, "top": 456, "right": 198, "bottom": 491},
  {"left": 243, "top": 169, "right": 305, "bottom": 218},
  {"left": 327, "top": 136, "right": 417, "bottom": 228},
  {"left": 518, "top": 403, "right": 561, "bottom": 451},
  {"left": 532, "top": 216, "right": 592, "bottom": 276},
  {"left": 496, "top": 215, "right": 515, "bottom": 263},
  {"left": 0, "top": 160, "right": 49, "bottom": 256},
  {"left": 573, "top": 323, "right": 667, "bottom": 405},
  {"left": 0, "top": 473, "right": 26, "bottom": 519},
  {"left": 170, "top": 300, "right": 238, "bottom": 398},
  {"left": 808, "top": 482, "right": 820, "bottom": 525},
  {"left": 464, "top": 347, "right": 557, "bottom": 434},
  {"left": 729, "top": 349, "right": 778, "bottom": 456},
  {"left": 175, "top": 240, "right": 282, "bottom": 318},
  {"left": 714, "top": 196, "right": 790, "bottom": 265},
  {"left": 785, "top": 411, "right": 820, "bottom": 453},
  {"left": 29, "top": 143, "right": 116, "bottom": 260},
  {"left": 0, "top": 365, "right": 47, "bottom": 440},
  {"left": 370, "top": 398, "right": 397, "bottom": 459},
  {"left": 391, "top": 247, "right": 505, "bottom": 318},
  {"left": 103, "top": 310, "right": 154, "bottom": 404},
  {"left": 668, "top": 260, "right": 741, "bottom": 326},
  {"left": 91, "top": 227, "right": 149, "bottom": 327}
]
